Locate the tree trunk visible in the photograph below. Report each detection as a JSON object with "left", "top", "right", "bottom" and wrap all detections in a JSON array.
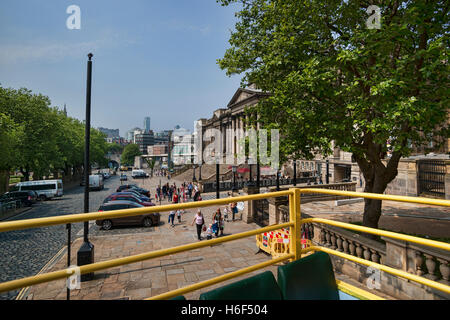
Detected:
[
  {"left": 355, "top": 150, "right": 400, "bottom": 237},
  {"left": 0, "top": 170, "right": 10, "bottom": 194}
]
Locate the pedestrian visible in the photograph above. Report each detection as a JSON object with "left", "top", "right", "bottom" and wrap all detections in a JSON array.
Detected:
[
  {"left": 212, "top": 208, "right": 224, "bottom": 237},
  {"left": 168, "top": 210, "right": 176, "bottom": 227},
  {"left": 230, "top": 202, "right": 238, "bottom": 222},
  {"left": 205, "top": 224, "right": 213, "bottom": 240},
  {"left": 176, "top": 209, "right": 182, "bottom": 223},
  {"left": 188, "top": 183, "right": 193, "bottom": 198},
  {"left": 173, "top": 192, "right": 179, "bottom": 204},
  {"left": 191, "top": 209, "right": 205, "bottom": 241}
]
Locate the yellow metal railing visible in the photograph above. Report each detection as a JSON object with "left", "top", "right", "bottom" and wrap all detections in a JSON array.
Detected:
[{"left": 0, "top": 188, "right": 448, "bottom": 300}]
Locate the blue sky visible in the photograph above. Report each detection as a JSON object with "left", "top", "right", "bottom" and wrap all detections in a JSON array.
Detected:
[{"left": 0, "top": 0, "right": 243, "bottom": 136}]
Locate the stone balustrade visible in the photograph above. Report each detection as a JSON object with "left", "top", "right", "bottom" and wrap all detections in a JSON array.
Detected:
[{"left": 277, "top": 205, "right": 450, "bottom": 299}]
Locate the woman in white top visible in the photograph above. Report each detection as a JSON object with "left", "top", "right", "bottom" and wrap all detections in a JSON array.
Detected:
[{"left": 191, "top": 209, "right": 205, "bottom": 240}]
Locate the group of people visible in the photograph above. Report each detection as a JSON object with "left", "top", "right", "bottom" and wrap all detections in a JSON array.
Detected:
[
  {"left": 155, "top": 181, "right": 202, "bottom": 203},
  {"left": 191, "top": 199, "right": 239, "bottom": 241}
]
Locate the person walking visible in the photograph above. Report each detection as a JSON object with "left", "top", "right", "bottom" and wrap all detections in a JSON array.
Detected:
[
  {"left": 168, "top": 210, "right": 176, "bottom": 227},
  {"left": 212, "top": 208, "right": 224, "bottom": 237},
  {"left": 191, "top": 209, "right": 205, "bottom": 241},
  {"left": 230, "top": 202, "right": 238, "bottom": 222},
  {"left": 176, "top": 209, "right": 182, "bottom": 223}
]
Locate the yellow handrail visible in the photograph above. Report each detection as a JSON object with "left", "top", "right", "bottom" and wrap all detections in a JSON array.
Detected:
[{"left": 0, "top": 188, "right": 448, "bottom": 300}]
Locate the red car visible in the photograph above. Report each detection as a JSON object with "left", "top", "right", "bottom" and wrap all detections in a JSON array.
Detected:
[{"left": 104, "top": 193, "right": 153, "bottom": 206}]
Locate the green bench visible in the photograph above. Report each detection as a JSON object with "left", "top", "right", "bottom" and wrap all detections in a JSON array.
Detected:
[
  {"left": 199, "top": 270, "right": 283, "bottom": 300},
  {"left": 199, "top": 252, "right": 339, "bottom": 300}
]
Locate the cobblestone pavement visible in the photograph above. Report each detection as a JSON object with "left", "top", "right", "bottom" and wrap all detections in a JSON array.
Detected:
[{"left": 0, "top": 175, "right": 123, "bottom": 300}]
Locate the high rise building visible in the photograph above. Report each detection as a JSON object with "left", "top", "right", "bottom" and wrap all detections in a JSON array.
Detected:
[{"left": 144, "top": 117, "right": 151, "bottom": 133}]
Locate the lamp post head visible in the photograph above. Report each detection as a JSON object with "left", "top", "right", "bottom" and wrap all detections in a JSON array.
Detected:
[{"left": 87, "top": 53, "right": 93, "bottom": 60}]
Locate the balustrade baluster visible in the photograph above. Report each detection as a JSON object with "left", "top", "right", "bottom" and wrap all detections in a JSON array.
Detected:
[
  {"left": 330, "top": 233, "right": 337, "bottom": 250},
  {"left": 342, "top": 238, "right": 349, "bottom": 254},
  {"left": 325, "top": 230, "right": 331, "bottom": 247},
  {"left": 319, "top": 229, "right": 326, "bottom": 245},
  {"left": 349, "top": 241, "right": 356, "bottom": 256},
  {"left": 363, "top": 246, "right": 371, "bottom": 261},
  {"left": 336, "top": 236, "right": 343, "bottom": 252},
  {"left": 424, "top": 254, "right": 438, "bottom": 281},
  {"left": 415, "top": 251, "right": 425, "bottom": 276},
  {"left": 355, "top": 243, "right": 363, "bottom": 258},
  {"left": 370, "top": 249, "right": 380, "bottom": 263},
  {"left": 437, "top": 259, "right": 449, "bottom": 285}
]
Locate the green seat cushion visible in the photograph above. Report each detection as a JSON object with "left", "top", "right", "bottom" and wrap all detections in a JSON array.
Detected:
[
  {"left": 169, "top": 295, "right": 186, "bottom": 300},
  {"left": 199, "top": 271, "right": 282, "bottom": 300},
  {"left": 277, "top": 251, "right": 339, "bottom": 300}
]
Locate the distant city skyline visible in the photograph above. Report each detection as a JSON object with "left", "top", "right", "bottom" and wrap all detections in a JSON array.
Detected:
[{"left": 0, "top": 0, "right": 243, "bottom": 138}]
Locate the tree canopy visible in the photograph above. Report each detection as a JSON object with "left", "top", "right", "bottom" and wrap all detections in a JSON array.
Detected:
[
  {"left": 121, "top": 144, "right": 142, "bottom": 166},
  {"left": 0, "top": 85, "right": 110, "bottom": 189},
  {"left": 218, "top": 0, "right": 449, "bottom": 228}
]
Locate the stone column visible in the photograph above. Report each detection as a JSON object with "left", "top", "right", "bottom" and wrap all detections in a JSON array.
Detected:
[
  {"left": 268, "top": 195, "right": 289, "bottom": 225},
  {"left": 241, "top": 185, "right": 260, "bottom": 223}
]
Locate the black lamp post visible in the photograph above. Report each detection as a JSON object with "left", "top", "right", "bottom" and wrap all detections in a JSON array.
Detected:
[
  {"left": 326, "top": 159, "right": 330, "bottom": 184},
  {"left": 216, "top": 160, "right": 220, "bottom": 199},
  {"left": 276, "top": 169, "right": 280, "bottom": 191},
  {"left": 192, "top": 165, "right": 197, "bottom": 182},
  {"left": 77, "top": 53, "right": 95, "bottom": 281},
  {"left": 293, "top": 160, "right": 297, "bottom": 186},
  {"left": 198, "top": 164, "right": 202, "bottom": 181},
  {"left": 232, "top": 165, "right": 238, "bottom": 192}
]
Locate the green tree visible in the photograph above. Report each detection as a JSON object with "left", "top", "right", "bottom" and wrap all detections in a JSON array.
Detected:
[
  {"left": 0, "top": 113, "right": 23, "bottom": 193},
  {"left": 218, "top": 0, "right": 449, "bottom": 229},
  {"left": 121, "top": 144, "right": 142, "bottom": 166}
]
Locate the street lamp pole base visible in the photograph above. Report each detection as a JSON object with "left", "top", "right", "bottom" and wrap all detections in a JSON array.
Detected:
[{"left": 77, "top": 241, "right": 95, "bottom": 281}]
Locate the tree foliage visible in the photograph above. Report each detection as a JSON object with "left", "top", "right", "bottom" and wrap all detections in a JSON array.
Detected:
[
  {"left": 0, "top": 85, "right": 110, "bottom": 184},
  {"left": 121, "top": 144, "right": 142, "bottom": 166},
  {"left": 218, "top": 0, "right": 449, "bottom": 228}
]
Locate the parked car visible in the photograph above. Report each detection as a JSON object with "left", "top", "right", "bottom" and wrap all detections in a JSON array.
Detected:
[
  {"left": 0, "top": 191, "right": 38, "bottom": 207},
  {"left": 116, "top": 185, "right": 150, "bottom": 197},
  {"left": 95, "top": 201, "right": 160, "bottom": 230},
  {"left": 116, "top": 184, "right": 137, "bottom": 192},
  {"left": 102, "top": 172, "right": 111, "bottom": 179},
  {"left": 131, "top": 169, "right": 148, "bottom": 179},
  {"left": 103, "top": 193, "right": 153, "bottom": 206},
  {"left": 110, "top": 191, "right": 150, "bottom": 202},
  {"left": 120, "top": 174, "right": 127, "bottom": 181}
]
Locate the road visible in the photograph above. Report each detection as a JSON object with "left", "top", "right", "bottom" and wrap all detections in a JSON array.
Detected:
[
  {"left": 0, "top": 170, "right": 235, "bottom": 300},
  {"left": 0, "top": 173, "right": 136, "bottom": 300}
]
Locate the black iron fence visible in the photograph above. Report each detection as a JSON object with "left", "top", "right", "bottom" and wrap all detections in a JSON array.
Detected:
[
  {"left": 418, "top": 160, "right": 446, "bottom": 198},
  {"left": 201, "top": 177, "right": 318, "bottom": 193}
]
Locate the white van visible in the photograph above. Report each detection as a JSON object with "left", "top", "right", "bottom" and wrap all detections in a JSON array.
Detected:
[
  {"left": 15, "top": 179, "right": 63, "bottom": 201},
  {"left": 89, "top": 174, "right": 104, "bottom": 191},
  {"left": 131, "top": 169, "right": 147, "bottom": 178}
]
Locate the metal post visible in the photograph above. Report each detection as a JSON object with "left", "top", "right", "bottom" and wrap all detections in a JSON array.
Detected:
[
  {"left": 276, "top": 170, "right": 280, "bottom": 191},
  {"left": 293, "top": 160, "right": 297, "bottom": 186},
  {"left": 256, "top": 162, "right": 260, "bottom": 190},
  {"left": 83, "top": 53, "right": 92, "bottom": 243},
  {"left": 216, "top": 162, "right": 220, "bottom": 199},
  {"left": 66, "top": 223, "right": 71, "bottom": 300},
  {"left": 77, "top": 53, "right": 95, "bottom": 282},
  {"left": 326, "top": 160, "right": 329, "bottom": 184},
  {"left": 192, "top": 166, "right": 196, "bottom": 182},
  {"left": 289, "top": 188, "right": 301, "bottom": 261},
  {"left": 159, "top": 179, "right": 162, "bottom": 205},
  {"left": 198, "top": 164, "right": 202, "bottom": 181}
]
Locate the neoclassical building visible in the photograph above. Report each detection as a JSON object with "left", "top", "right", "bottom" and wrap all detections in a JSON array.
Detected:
[{"left": 197, "top": 85, "right": 450, "bottom": 198}]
